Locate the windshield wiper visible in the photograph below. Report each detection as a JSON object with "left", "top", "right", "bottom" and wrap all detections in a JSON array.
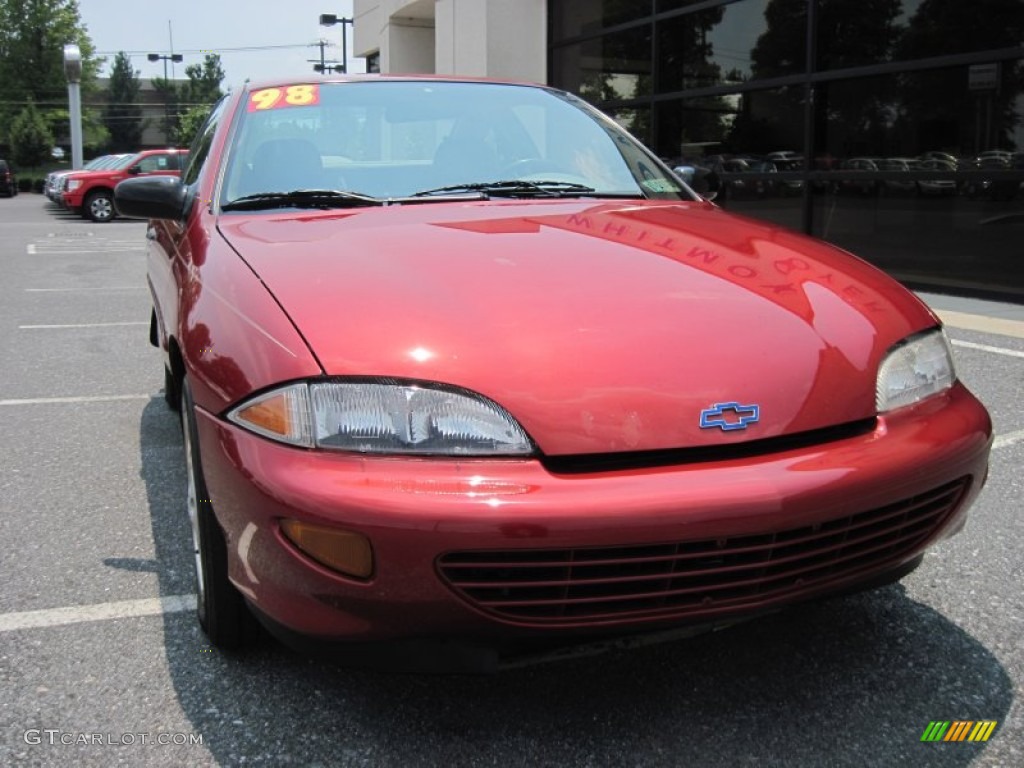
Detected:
[
  {"left": 412, "top": 180, "right": 604, "bottom": 199},
  {"left": 221, "top": 189, "right": 384, "bottom": 211}
]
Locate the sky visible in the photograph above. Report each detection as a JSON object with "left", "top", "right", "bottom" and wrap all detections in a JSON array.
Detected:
[{"left": 79, "top": 0, "right": 363, "bottom": 87}]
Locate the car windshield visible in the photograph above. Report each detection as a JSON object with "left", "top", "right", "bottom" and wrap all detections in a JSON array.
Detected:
[
  {"left": 112, "top": 153, "right": 140, "bottom": 170},
  {"left": 221, "top": 80, "right": 690, "bottom": 206}
]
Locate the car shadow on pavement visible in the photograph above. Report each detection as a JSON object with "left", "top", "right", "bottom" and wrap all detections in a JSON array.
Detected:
[{"left": 137, "top": 397, "right": 1012, "bottom": 767}]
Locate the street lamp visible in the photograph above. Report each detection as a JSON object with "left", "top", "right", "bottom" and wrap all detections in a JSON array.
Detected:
[
  {"left": 148, "top": 52, "right": 183, "bottom": 145},
  {"left": 319, "top": 14, "right": 353, "bottom": 73},
  {"left": 63, "top": 44, "right": 83, "bottom": 169},
  {"left": 147, "top": 52, "right": 183, "bottom": 81}
]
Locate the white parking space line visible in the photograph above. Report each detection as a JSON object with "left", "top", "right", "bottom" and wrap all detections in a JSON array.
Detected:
[
  {"left": 18, "top": 322, "right": 148, "bottom": 329},
  {"left": 939, "top": 309, "right": 1024, "bottom": 340},
  {"left": 0, "top": 595, "right": 195, "bottom": 633},
  {"left": 951, "top": 339, "right": 1024, "bottom": 360},
  {"left": 994, "top": 429, "right": 1024, "bottom": 451},
  {"left": 25, "top": 287, "right": 143, "bottom": 293},
  {"left": 27, "top": 249, "right": 145, "bottom": 255},
  {"left": 0, "top": 394, "right": 153, "bottom": 406}
]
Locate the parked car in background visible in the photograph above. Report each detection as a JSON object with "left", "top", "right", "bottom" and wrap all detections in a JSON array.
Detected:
[
  {"left": 836, "top": 157, "right": 882, "bottom": 195},
  {"left": 918, "top": 151, "right": 958, "bottom": 167},
  {"left": 963, "top": 154, "right": 1018, "bottom": 201},
  {"left": 717, "top": 157, "right": 778, "bottom": 200},
  {"left": 772, "top": 156, "right": 805, "bottom": 196},
  {"left": 115, "top": 76, "right": 991, "bottom": 669},
  {"left": 914, "top": 159, "right": 958, "bottom": 196},
  {"left": 0, "top": 158, "right": 17, "bottom": 197},
  {"left": 879, "top": 158, "right": 919, "bottom": 195},
  {"left": 63, "top": 148, "right": 188, "bottom": 221},
  {"left": 45, "top": 154, "right": 130, "bottom": 202}
]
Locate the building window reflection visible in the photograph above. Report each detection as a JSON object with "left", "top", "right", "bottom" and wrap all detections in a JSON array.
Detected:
[{"left": 549, "top": 0, "right": 1024, "bottom": 297}]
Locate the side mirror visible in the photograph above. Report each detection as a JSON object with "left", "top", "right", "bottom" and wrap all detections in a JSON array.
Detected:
[
  {"left": 126, "top": 165, "right": 141, "bottom": 174},
  {"left": 115, "top": 176, "right": 189, "bottom": 220},
  {"left": 673, "top": 165, "right": 696, "bottom": 184}
]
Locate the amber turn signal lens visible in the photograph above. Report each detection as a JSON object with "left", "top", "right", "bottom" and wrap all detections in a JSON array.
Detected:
[{"left": 280, "top": 519, "right": 374, "bottom": 579}]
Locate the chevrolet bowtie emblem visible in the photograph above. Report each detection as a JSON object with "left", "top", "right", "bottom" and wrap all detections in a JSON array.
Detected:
[{"left": 699, "top": 402, "right": 760, "bottom": 431}]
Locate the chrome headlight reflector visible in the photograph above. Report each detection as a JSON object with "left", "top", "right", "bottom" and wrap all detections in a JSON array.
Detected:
[
  {"left": 876, "top": 329, "right": 955, "bottom": 412},
  {"left": 229, "top": 380, "right": 533, "bottom": 456}
]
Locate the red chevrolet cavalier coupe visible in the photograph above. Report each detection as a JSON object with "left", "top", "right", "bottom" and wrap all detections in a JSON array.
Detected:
[{"left": 115, "top": 77, "right": 991, "bottom": 669}]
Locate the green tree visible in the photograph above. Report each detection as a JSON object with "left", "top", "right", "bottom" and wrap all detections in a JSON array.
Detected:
[
  {"left": 150, "top": 76, "right": 181, "bottom": 146},
  {"left": 105, "top": 50, "right": 144, "bottom": 151},
  {"left": 9, "top": 101, "right": 54, "bottom": 167},
  {"left": 0, "top": 0, "right": 100, "bottom": 150},
  {"left": 152, "top": 54, "right": 224, "bottom": 146},
  {"left": 182, "top": 54, "right": 225, "bottom": 104},
  {"left": 175, "top": 103, "right": 212, "bottom": 147}
]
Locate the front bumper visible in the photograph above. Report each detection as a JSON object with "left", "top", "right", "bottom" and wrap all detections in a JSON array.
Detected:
[
  {"left": 61, "top": 190, "right": 84, "bottom": 210},
  {"left": 195, "top": 383, "right": 990, "bottom": 646}
]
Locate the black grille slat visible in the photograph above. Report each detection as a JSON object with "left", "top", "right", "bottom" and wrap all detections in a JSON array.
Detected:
[{"left": 437, "top": 479, "right": 969, "bottom": 624}]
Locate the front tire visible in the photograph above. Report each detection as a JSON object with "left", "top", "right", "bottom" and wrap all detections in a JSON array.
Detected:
[
  {"left": 182, "top": 377, "right": 256, "bottom": 649},
  {"left": 85, "top": 189, "right": 115, "bottom": 222}
]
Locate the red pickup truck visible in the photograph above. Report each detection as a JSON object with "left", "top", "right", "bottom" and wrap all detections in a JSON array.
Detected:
[{"left": 63, "top": 148, "right": 189, "bottom": 222}]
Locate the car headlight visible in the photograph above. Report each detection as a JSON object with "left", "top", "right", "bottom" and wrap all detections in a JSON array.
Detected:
[
  {"left": 876, "top": 329, "right": 956, "bottom": 412},
  {"left": 227, "top": 380, "right": 534, "bottom": 456},
  {"left": 68, "top": 179, "right": 81, "bottom": 191}
]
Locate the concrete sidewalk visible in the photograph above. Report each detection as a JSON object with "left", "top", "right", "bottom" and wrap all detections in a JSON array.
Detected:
[{"left": 918, "top": 291, "right": 1024, "bottom": 339}]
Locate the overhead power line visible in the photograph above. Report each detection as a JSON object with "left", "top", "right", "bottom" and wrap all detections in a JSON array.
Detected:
[{"left": 95, "top": 42, "right": 328, "bottom": 56}]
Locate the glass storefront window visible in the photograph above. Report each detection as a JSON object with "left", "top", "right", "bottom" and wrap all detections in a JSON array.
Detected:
[
  {"left": 894, "top": 0, "right": 1024, "bottom": 62},
  {"left": 551, "top": 26, "right": 653, "bottom": 105},
  {"left": 814, "top": 64, "right": 1023, "bottom": 163},
  {"left": 812, "top": 61, "right": 1024, "bottom": 296},
  {"left": 655, "top": 88, "right": 805, "bottom": 161},
  {"left": 547, "top": 0, "right": 1023, "bottom": 298},
  {"left": 656, "top": 1, "right": 805, "bottom": 90},
  {"left": 551, "top": 0, "right": 653, "bottom": 39},
  {"left": 813, "top": 0, "right": 1024, "bottom": 71}
]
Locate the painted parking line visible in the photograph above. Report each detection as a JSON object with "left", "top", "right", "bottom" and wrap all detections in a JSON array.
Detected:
[
  {"left": 18, "top": 322, "right": 148, "bottom": 329},
  {"left": 25, "top": 286, "right": 143, "bottom": 293},
  {"left": 0, "top": 394, "right": 153, "bottom": 406},
  {"left": 993, "top": 429, "right": 1024, "bottom": 451},
  {"left": 950, "top": 339, "right": 1024, "bottom": 360},
  {"left": 0, "top": 595, "right": 195, "bottom": 633},
  {"left": 938, "top": 309, "right": 1024, "bottom": 340}
]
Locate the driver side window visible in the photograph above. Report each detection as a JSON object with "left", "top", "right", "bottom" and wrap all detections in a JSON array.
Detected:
[{"left": 182, "top": 97, "right": 229, "bottom": 187}]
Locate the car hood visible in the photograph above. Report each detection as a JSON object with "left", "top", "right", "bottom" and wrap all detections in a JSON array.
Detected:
[{"left": 216, "top": 200, "right": 937, "bottom": 456}]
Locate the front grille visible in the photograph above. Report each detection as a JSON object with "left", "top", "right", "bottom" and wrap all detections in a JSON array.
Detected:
[{"left": 437, "top": 478, "right": 969, "bottom": 625}]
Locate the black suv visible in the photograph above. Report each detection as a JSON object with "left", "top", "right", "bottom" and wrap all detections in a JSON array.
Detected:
[{"left": 0, "top": 159, "right": 16, "bottom": 197}]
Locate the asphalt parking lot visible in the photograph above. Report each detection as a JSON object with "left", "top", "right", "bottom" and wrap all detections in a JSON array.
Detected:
[{"left": 1, "top": 193, "right": 1021, "bottom": 767}]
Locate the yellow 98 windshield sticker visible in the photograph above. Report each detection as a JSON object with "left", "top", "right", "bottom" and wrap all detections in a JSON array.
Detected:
[{"left": 247, "top": 84, "right": 320, "bottom": 112}]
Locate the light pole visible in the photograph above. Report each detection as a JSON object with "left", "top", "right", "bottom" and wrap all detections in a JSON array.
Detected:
[
  {"left": 147, "top": 51, "right": 183, "bottom": 81},
  {"left": 319, "top": 14, "right": 353, "bottom": 73},
  {"left": 148, "top": 52, "right": 183, "bottom": 144},
  {"left": 63, "top": 44, "right": 83, "bottom": 169}
]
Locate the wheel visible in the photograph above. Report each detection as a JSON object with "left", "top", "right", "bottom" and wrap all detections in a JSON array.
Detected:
[
  {"left": 164, "top": 365, "right": 180, "bottom": 412},
  {"left": 181, "top": 377, "right": 256, "bottom": 649},
  {"left": 85, "top": 189, "right": 114, "bottom": 222}
]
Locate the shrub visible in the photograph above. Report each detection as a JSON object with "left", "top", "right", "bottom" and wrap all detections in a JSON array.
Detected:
[
  {"left": 32, "top": 178, "right": 45, "bottom": 194},
  {"left": 18, "top": 178, "right": 32, "bottom": 192}
]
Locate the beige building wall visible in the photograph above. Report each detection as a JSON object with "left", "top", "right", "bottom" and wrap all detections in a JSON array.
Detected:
[{"left": 354, "top": 0, "right": 546, "bottom": 83}]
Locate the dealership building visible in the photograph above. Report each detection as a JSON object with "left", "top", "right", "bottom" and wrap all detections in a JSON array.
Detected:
[{"left": 353, "top": 0, "right": 1024, "bottom": 299}]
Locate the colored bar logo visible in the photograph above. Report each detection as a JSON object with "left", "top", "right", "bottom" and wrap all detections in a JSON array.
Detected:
[{"left": 921, "top": 721, "right": 997, "bottom": 742}]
